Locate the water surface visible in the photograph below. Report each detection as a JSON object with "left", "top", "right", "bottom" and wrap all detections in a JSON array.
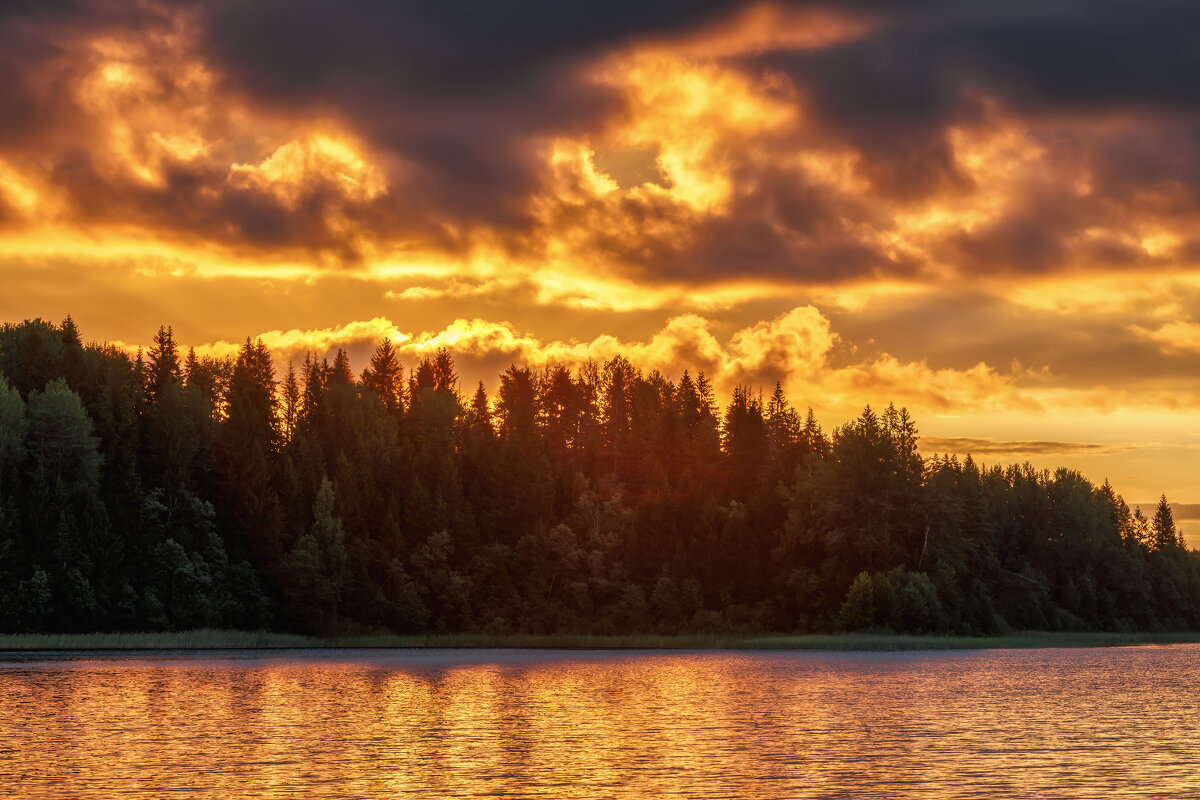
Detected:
[{"left": 1, "top": 645, "right": 1196, "bottom": 798}]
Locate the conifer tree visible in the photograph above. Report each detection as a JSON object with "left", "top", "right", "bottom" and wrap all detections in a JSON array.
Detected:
[
  {"left": 498, "top": 365, "right": 538, "bottom": 439},
  {"left": 5, "top": 313, "right": 1200, "bottom": 639},
  {"left": 144, "top": 326, "right": 181, "bottom": 405},
  {"left": 801, "top": 408, "right": 829, "bottom": 457},
  {"left": 184, "top": 347, "right": 199, "bottom": 384},
  {"left": 696, "top": 371, "right": 717, "bottom": 422},
  {"left": 221, "top": 339, "right": 282, "bottom": 559},
  {"left": 540, "top": 366, "right": 579, "bottom": 450},
  {"left": 677, "top": 370, "right": 700, "bottom": 429},
  {"left": 299, "top": 352, "right": 325, "bottom": 432},
  {"left": 766, "top": 381, "right": 802, "bottom": 452},
  {"left": 329, "top": 349, "right": 355, "bottom": 388},
  {"left": 360, "top": 338, "right": 404, "bottom": 413},
  {"left": 58, "top": 315, "right": 81, "bottom": 348},
  {"left": 1152, "top": 495, "right": 1178, "bottom": 551},
  {"left": 280, "top": 362, "right": 300, "bottom": 441},
  {"left": 468, "top": 381, "right": 493, "bottom": 436},
  {"left": 411, "top": 358, "right": 436, "bottom": 395},
  {"left": 431, "top": 348, "right": 458, "bottom": 395},
  {"left": 1132, "top": 506, "right": 1152, "bottom": 550}
]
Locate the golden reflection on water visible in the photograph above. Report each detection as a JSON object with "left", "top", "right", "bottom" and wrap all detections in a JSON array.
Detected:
[{"left": 2, "top": 646, "right": 1200, "bottom": 798}]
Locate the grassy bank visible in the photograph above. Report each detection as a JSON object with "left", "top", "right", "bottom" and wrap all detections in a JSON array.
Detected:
[{"left": 3, "top": 629, "right": 1200, "bottom": 652}]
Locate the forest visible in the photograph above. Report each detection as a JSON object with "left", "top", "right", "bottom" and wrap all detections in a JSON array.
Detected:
[{"left": 1, "top": 316, "right": 1197, "bottom": 637}]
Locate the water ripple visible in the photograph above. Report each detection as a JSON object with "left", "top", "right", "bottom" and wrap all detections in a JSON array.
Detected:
[{"left": 1, "top": 646, "right": 1197, "bottom": 798}]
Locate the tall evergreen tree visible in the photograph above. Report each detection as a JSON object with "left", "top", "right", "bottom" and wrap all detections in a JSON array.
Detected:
[
  {"left": 1152, "top": 495, "right": 1178, "bottom": 551},
  {"left": 329, "top": 349, "right": 355, "bottom": 388},
  {"left": 144, "top": 326, "right": 181, "bottom": 405},
  {"left": 280, "top": 362, "right": 300, "bottom": 441},
  {"left": 360, "top": 338, "right": 405, "bottom": 413}
]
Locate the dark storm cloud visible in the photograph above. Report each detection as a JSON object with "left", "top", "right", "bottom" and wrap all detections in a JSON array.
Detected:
[
  {"left": 943, "top": 189, "right": 1092, "bottom": 273},
  {"left": 202, "top": 0, "right": 743, "bottom": 101},
  {"left": 0, "top": 8, "right": 75, "bottom": 147},
  {"left": 198, "top": 0, "right": 747, "bottom": 228},
  {"left": 753, "top": 0, "right": 1200, "bottom": 199},
  {"left": 45, "top": 148, "right": 410, "bottom": 261},
  {"left": 0, "top": 0, "right": 174, "bottom": 145},
  {"left": 761, "top": 1, "right": 1200, "bottom": 137},
  {"left": 6, "top": 0, "right": 1200, "bottom": 279},
  {"left": 641, "top": 186, "right": 916, "bottom": 283}
]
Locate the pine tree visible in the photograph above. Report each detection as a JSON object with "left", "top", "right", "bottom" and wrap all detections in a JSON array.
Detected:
[
  {"left": 766, "top": 381, "right": 801, "bottom": 452},
  {"left": 602, "top": 356, "right": 637, "bottom": 452},
  {"left": 1152, "top": 494, "right": 1178, "bottom": 551},
  {"left": 299, "top": 352, "right": 325, "bottom": 432},
  {"left": 695, "top": 371, "right": 717, "bottom": 422},
  {"left": 58, "top": 315, "right": 82, "bottom": 348},
  {"left": 411, "top": 358, "right": 435, "bottom": 395},
  {"left": 280, "top": 362, "right": 300, "bottom": 441},
  {"left": 677, "top": 370, "right": 700, "bottom": 429},
  {"left": 184, "top": 347, "right": 199, "bottom": 384},
  {"left": 329, "top": 349, "right": 355, "bottom": 388},
  {"left": 468, "top": 381, "right": 493, "bottom": 436},
  {"left": 1131, "top": 505, "right": 1151, "bottom": 550},
  {"left": 801, "top": 408, "right": 829, "bottom": 457},
  {"left": 540, "top": 365, "right": 579, "bottom": 450},
  {"left": 431, "top": 348, "right": 457, "bottom": 394},
  {"left": 228, "top": 339, "right": 278, "bottom": 446},
  {"left": 360, "top": 338, "right": 404, "bottom": 413},
  {"left": 145, "top": 326, "right": 181, "bottom": 405},
  {"left": 221, "top": 339, "right": 282, "bottom": 559},
  {"left": 498, "top": 365, "right": 538, "bottom": 438}
]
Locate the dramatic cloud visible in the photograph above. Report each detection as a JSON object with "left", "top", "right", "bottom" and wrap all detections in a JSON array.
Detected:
[
  {"left": 5, "top": 1, "right": 1200, "bottom": 507},
  {"left": 173, "top": 306, "right": 1068, "bottom": 423}
]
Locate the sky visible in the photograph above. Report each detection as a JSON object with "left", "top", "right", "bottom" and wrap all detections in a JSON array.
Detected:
[{"left": 1, "top": 0, "right": 1199, "bottom": 532}]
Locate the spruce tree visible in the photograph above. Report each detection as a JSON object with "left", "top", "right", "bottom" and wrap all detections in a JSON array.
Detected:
[
  {"left": 280, "top": 362, "right": 300, "bottom": 441},
  {"left": 1152, "top": 495, "right": 1178, "bottom": 551},
  {"left": 360, "top": 338, "right": 404, "bottom": 413}
]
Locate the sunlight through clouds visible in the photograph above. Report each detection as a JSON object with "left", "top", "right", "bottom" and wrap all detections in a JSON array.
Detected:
[{"left": 4, "top": 0, "right": 1200, "bottom": 508}]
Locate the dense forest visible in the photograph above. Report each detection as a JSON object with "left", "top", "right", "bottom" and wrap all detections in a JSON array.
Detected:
[{"left": 0, "top": 316, "right": 1197, "bottom": 636}]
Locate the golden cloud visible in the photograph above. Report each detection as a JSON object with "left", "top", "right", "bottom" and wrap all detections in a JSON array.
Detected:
[
  {"left": 163, "top": 306, "right": 1064, "bottom": 422},
  {"left": 228, "top": 134, "right": 387, "bottom": 208},
  {"left": 1130, "top": 320, "right": 1200, "bottom": 354}
]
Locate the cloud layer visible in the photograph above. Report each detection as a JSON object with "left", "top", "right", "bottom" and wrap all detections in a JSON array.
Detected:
[{"left": 5, "top": 1, "right": 1200, "bottom": 508}]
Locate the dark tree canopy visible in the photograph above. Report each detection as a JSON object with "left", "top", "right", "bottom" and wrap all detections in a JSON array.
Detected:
[{"left": 1, "top": 316, "right": 1198, "bottom": 637}]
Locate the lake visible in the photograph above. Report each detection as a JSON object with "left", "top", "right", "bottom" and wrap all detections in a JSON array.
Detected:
[{"left": 1, "top": 645, "right": 1197, "bottom": 798}]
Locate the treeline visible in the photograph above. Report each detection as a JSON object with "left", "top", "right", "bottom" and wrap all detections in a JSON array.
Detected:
[{"left": 1, "top": 316, "right": 1198, "bottom": 636}]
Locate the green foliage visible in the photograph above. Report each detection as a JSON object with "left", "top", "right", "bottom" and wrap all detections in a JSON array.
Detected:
[
  {"left": 25, "top": 378, "right": 102, "bottom": 494},
  {"left": 0, "top": 373, "right": 26, "bottom": 494},
  {"left": 1152, "top": 495, "right": 1180, "bottom": 551},
  {"left": 2, "top": 316, "right": 1200, "bottom": 638},
  {"left": 278, "top": 477, "right": 347, "bottom": 631}
]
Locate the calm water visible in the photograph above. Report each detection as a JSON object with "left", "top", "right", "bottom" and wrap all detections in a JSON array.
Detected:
[{"left": 1, "top": 645, "right": 1197, "bottom": 798}]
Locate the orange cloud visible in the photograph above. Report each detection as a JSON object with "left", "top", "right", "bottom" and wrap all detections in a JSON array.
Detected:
[
  {"left": 1130, "top": 321, "right": 1200, "bottom": 354},
  {"left": 166, "top": 306, "right": 1059, "bottom": 421},
  {"left": 228, "top": 135, "right": 387, "bottom": 208}
]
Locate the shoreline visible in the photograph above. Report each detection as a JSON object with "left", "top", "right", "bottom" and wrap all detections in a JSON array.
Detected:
[{"left": 3, "top": 629, "right": 1200, "bottom": 652}]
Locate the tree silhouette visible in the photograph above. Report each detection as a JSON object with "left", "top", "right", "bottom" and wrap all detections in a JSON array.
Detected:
[{"left": 0, "top": 315, "right": 1198, "bottom": 637}]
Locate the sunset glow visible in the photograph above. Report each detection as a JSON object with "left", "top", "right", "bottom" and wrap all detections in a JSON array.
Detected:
[{"left": 3, "top": 1, "right": 1199, "bottom": 533}]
